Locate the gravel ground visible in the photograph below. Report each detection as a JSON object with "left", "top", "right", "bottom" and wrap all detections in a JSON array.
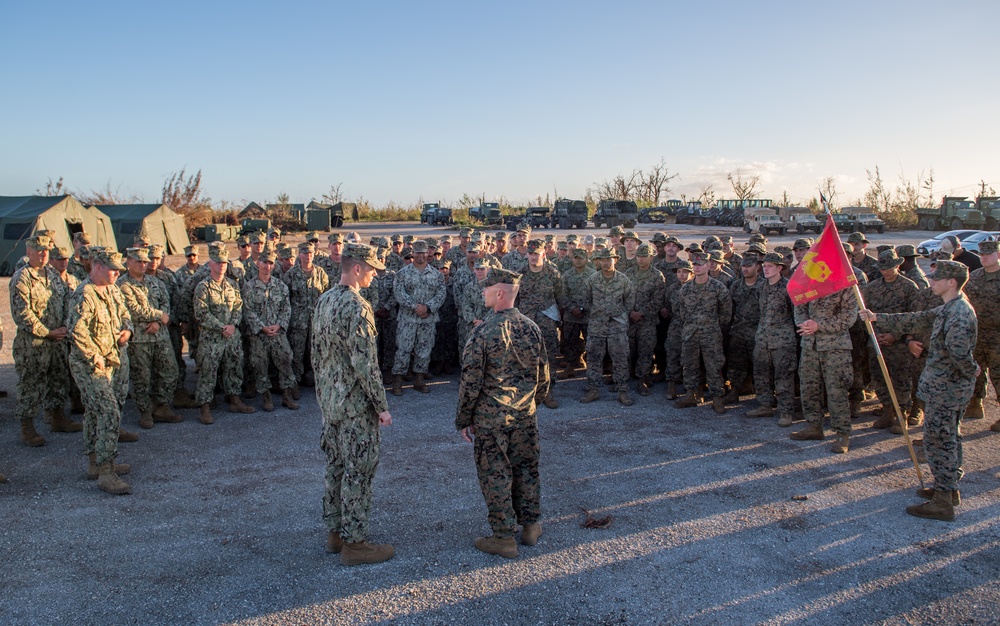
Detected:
[{"left": 1, "top": 224, "right": 998, "bottom": 625}]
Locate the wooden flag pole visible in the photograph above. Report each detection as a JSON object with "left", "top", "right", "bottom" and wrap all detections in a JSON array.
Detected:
[{"left": 851, "top": 284, "right": 926, "bottom": 489}]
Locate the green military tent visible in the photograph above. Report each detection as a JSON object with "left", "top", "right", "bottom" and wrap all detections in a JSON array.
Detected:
[
  {"left": 0, "top": 195, "right": 117, "bottom": 276},
  {"left": 92, "top": 204, "right": 190, "bottom": 254}
]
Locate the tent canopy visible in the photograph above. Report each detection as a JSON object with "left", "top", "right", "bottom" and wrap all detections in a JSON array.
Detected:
[
  {"left": 0, "top": 195, "right": 116, "bottom": 276},
  {"left": 93, "top": 204, "right": 190, "bottom": 255}
]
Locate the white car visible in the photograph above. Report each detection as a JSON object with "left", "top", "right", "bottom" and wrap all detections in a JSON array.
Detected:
[
  {"left": 915, "top": 230, "right": 982, "bottom": 257},
  {"left": 959, "top": 231, "right": 1000, "bottom": 254}
]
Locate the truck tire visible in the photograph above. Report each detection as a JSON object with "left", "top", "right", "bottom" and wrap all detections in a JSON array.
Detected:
[
  {"left": 796, "top": 224, "right": 804, "bottom": 234},
  {"left": 332, "top": 217, "right": 343, "bottom": 228},
  {"left": 986, "top": 218, "right": 999, "bottom": 230},
  {"left": 779, "top": 228, "right": 787, "bottom": 236},
  {"left": 877, "top": 225, "right": 885, "bottom": 234},
  {"left": 856, "top": 224, "right": 865, "bottom": 234},
  {"left": 951, "top": 218, "right": 963, "bottom": 230},
  {"left": 744, "top": 223, "right": 751, "bottom": 234}
]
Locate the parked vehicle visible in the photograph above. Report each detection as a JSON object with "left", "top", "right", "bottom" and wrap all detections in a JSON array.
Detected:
[
  {"left": 778, "top": 206, "right": 823, "bottom": 234},
  {"left": 956, "top": 231, "right": 1000, "bottom": 254},
  {"left": 915, "top": 196, "right": 984, "bottom": 231},
  {"left": 552, "top": 198, "right": 588, "bottom": 229},
  {"left": 915, "top": 230, "right": 982, "bottom": 257},
  {"left": 743, "top": 208, "right": 787, "bottom": 235},
  {"left": 975, "top": 196, "right": 1000, "bottom": 230},
  {"left": 593, "top": 200, "right": 638, "bottom": 229},
  {"left": 638, "top": 207, "right": 673, "bottom": 223},
  {"left": 830, "top": 213, "right": 855, "bottom": 232},
  {"left": 505, "top": 207, "right": 550, "bottom": 231},
  {"left": 844, "top": 208, "right": 886, "bottom": 233},
  {"left": 419, "top": 203, "right": 453, "bottom": 225},
  {"left": 239, "top": 218, "right": 271, "bottom": 236},
  {"left": 674, "top": 201, "right": 705, "bottom": 225},
  {"left": 470, "top": 202, "right": 503, "bottom": 225}
]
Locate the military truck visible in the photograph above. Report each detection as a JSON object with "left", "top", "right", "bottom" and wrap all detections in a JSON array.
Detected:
[
  {"left": 594, "top": 200, "right": 638, "bottom": 229},
  {"left": 844, "top": 208, "right": 885, "bottom": 234},
  {"left": 239, "top": 218, "right": 271, "bottom": 236},
  {"left": 975, "top": 196, "right": 1000, "bottom": 230},
  {"left": 469, "top": 202, "right": 503, "bottom": 225},
  {"left": 552, "top": 198, "right": 589, "bottom": 229},
  {"left": 419, "top": 203, "right": 453, "bottom": 225},
  {"left": 675, "top": 201, "right": 705, "bottom": 225},
  {"left": 778, "top": 206, "right": 823, "bottom": 234},
  {"left": 743, "top": 208, "right": 787, "bottom": 235},
  {"left": 915, "top": 196, "right": 984, "bottom": 231},
  {"left": 831, "top": 213, "right": 855, "bottom": 232},
  {"left": 329, "top": 202, "right": 351, "bottom": 228}
]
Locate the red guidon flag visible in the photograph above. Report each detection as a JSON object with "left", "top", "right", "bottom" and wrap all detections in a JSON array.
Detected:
[{"left": 786, "top": 214, "right": 857, "bottom": 305}]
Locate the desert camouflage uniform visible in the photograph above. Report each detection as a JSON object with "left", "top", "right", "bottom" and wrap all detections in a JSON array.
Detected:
[
  {"left": 727, "top": 277, "right": 761, "bottom": 392},
  {"left": 679, "top": 278, "right": 732, "bottom": 399},
  {"left": 241, "top": 276, "right": 296, "bottom": 393},
  {"left": 876, "top": 295, "right": 978, "bottom": 492},
  {"left": 67, "top": 256, "right": 89, "bottom": 283},
  {"left": 847, "top": 267, "right": 871, "bottom": 409},
  {"left": 314, "top": 284, "right": 389, "bottom": 543},
  {"left": 965, "top": 266, "right": 1000, "bottom": 405},
  {"left": 516, "top": 265, "right": 565, "bottom": 374},
  {"left": 583, "top": 271, "right": 635, "bottom": 392},
  {"left": 282, "top": 265, "right": 330, "bottom": 382},
  {"left": 315, "top": 255, "right": 341, "bottom": 283},
  {"left": 456, "top": 307, "right": 550, "bottom": 539},
  {"left": 618, "top": 255, "right": 638, "bottom": 275},
  {"left": 392, "top": 263, "right": 446, "bottom": 375},
  {"left": 67, "top": 283, "right": 132, "bottom": 465},
  {"left": 560, "top": 265, "right": 596, "bottom": 367},
  {"left": 625, "top": 266, "right": 666, "bottom": 379},
  {"left": 385, "top": 251, "right": 405, "bottom": 273},
  {"left": 154, "top": 267, "right": 187, "bottom": 382},
  {"left": 117, "top": 272, "right": 178, "bottom": 414},
  {"left": 796, "top": 289, "right": 857, "bottom": 434},
  {"left": 862, "top": 274, "right": 918, "bottom": 414},
  {"left": 10, "top": 264, "right": 72, "bottom": 420},
  {"left": 193, "top": 276, "right": 245, "bottom": 404},
  {"left": 754, "top": 277, "right": 799, "bottom": 415}
]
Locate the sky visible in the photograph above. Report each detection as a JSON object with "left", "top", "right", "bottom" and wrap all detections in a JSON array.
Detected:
[{"left": 3, "top": 1, "right": 998, "bottom": 209}]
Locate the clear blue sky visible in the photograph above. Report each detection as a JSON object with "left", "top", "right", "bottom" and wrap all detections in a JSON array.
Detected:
[{"left": 3, "top": 1, "right": 998, "bottom": 208}]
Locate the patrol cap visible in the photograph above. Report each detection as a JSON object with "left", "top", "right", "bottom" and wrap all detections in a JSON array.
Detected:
[
  {"left": 704, "top": 241, "right": 723, "bottom": 252},
  {"left": 133, "top": 234, "right": 151, "bottom": 247},
  {"left": 979, "top": 239, "right": 999, "bottom": 255},
  {"left": 78, "top": 245, "right": 90, "bottom": 259},
  {"left": 774, "top": 245, "right": 793, "bottom": 256},
  {"left": 439, "top": 234, "right": 453, "bottom": 244},
  {"left": 302, "top": 231, "right": 319, "bottom": 242},
  {"left": 876, "top": 244, "right": 893, "bottom": 254},
  {"left": 651, "top": 232, "right": 667, "bottom": 244},
  {"left": 390, "top": 234, "right": 404, "bottom": 243},
  {"left": 403, "top": 234, "right": 416, "bottom": 244},
  {"left": 433, "top": 259, "right": 452, "bottom": 270},
  {"left": 470, "top": 231, "right": 485, "bottom": 243},
  {"left": 842, "top": 242, "right": 854, "bottom": 255},
  {"left": 209, "top": 246, "right": 230, "bottom": 263},
  {"left": 474, "top": 258, "right": 492, "bottom": 269},
  {"left": 328, "top": 232, "right": 344, "bottom": 244},
  {"left": 277, "top": 246, "right": 295, "bottom": 260},
  {"left": 91, "top": 247, "right": 126, "bottom": 270},
  {"left": 707, "top": 250, "right": 725, "bottom": 263},
  {"left": 236, "top": 235, "right": 250, "bottom": 247},
  {"left": 703, "top": 235, "right": 721, "bottom": 246},
  {"left": 184, "top": 245, "right": 200, "bottom": 256},
  {"left": 482, "top": 268, "right": 520, "bottom": 287},
  {"left": 467, "top": 241, "right": 483, "bottom": 253},
  {"left": 297, "top": 242, "right": 315, "bottom": 253},
  {"left": 459, "top": 228, "right": 473, "bottom": 238},
  {"left": 566, "top": 234, "right": 580, "bottom": 244},
  {"left": 34, "top": 229, "right": 56, "bottom": 239},
  {"left": 927, "top": 259, "right": 968, "bottom": 282},
  {"left": 686, "top": 243, "right": 703, "bottom": 253},
  {"left": 673, "top": 259, "right": 694, "bottom": 272},
  {"left": 73, "top": 231, "right": 92, "bottom": 246},
  {"left": 374, "top": 236, "right": 390, "bottom": 248},
  {"left": 877, "top": 249, "right": 904, "bottom": 270},
  {"left": 609, "top": 225, "right": 625, "bottom": 236},
  {"left": 761, "top": 252, "right": 787, "bottom": 266},
  {"left": 622, "top": 231, "right": 640, "bottom": 242},
  {"left": 25, "top": 235, "right": 53, "bottom": 251},
  {"left": 592, "top": 248, "right": 619, "bottom": 260},
  {"left": 267, "top": 227, "right": 282, "bottom": 238},
  {"left": 149, "top": 244, "right": 165, "bottom": 259},
  {"left": 516, "top": 224, "right": 532, "bottom": 235},
  {"left": 793, "top": 238, "right": 813, "bottom": 250},
  {"left": 526, "top": 239, "right": 545, "bottom": 253},
  {"left": 343, "top": 243, "right": 385, "bottom": 270},
  {"left": 720, "top": 235, "right": 734, "bottom": 244},
  {"left": 690, "top": 251, "right": 709, "bottom": 264},
  {"left": 258, "top": 250, "right": 277, "bottom": 263},
  {"left": 126, "top": 247, "right": 150, "bottom": 262},
  {"left": 425, "top": 238, "right": 439, "bottom": 249},
  {"left": 847, "top": 231, "right": 869, "bottom": 244},
  {"left": 896, "top": 244, "right": 918, "bottom": 257},
  {"left": 411, "top": 240, "right": 429, "bottom": 253},
  {"left": 51, "top": 246, "right": 72, "bottom": 261},
  {"left": 544, "top": 233, "right": 555, "bottom": 243},
  {"left": 402, "top": 247, "right": 413, "bottom": 259},
  {"left": 636, "top": 243, "right": 653, "bottom": 256},
  {"left": 494, "top": 231, "right": 509, "bottom": 242},
  {"left": 557, "top": 241, "right": 569, "bottom": 250},
  {"left": 746, "top": 242, "right": 767, "bottom": 256},
  {"left": 249, "top": 231, "right": 267, "bottom": 243},
  {"left": 748, "top": 233, "right": 768, "bottom": 244},
  {"left": 594, "top": 236, "right": 608, "bottom": 248},
  {"left": 572, "top": 248, "right": 589, "bottom": 259}
]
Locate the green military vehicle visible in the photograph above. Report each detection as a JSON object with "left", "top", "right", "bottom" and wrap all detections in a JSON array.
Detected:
[
  {"left": 844, "top": 208, "right": 885, "bottom": 234},
  {"left": 420, "top": 203, "right": 454, "bottom": 225},
  {"left": 975, "top": 196, "right": 1000, "bottom": 230},
  {"left": 239, "top": 218, "right": 271, "bottom": 236},
  {"left": 778, "top": 206, "right": 823, "bottom": 234},
  {"left": 915, "top": 196, "right": 984, "bottom": 230},
  {"left": 469, "top": 202, "right": 503, "bottom": 225},
  {"left": 743, "top": 208, "right": 787, "bottom": 235},
  {"left": 593, "top": 200, "right": 638, "bottom": 229},
  {"left": 552, "top": 198, "right": 589, "bottom": 229}
]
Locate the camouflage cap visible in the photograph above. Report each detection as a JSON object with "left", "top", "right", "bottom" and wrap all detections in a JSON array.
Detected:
[
  {"left": 433, "top": 259, "right": 452, "bottom": 270},
  {"left": 208, "top": 246, "right": 230, "bottom": 263},
  {"left": 847, "top": 231, "right": 869, "bottom": 244},
  {"left": 572, "top": 248, "right": 589, "bottom": 259},
  {"left": 609, "top": 225, "right": 625, "bottom": 236},
  {"left": 748, "top": 233, "right": 768, "bottom": 245},
  {"left": 411, "top": 240, "right": 429, "bottom": 253},
  {"left": 184, "top": 245, "right": 200, "bottom": 256},
  {"left": 566, "top": 233, "right": 580, "bottom": 244},
  {"left": 979, "top": 239, "right": 999, "bottom": 255},
  {"left": 793, "top": 238, "right": 813, "bottom": 250},
  {"left": 557, "top": 241, "right": 568, "bottom": 250},
  {"left": 746, "top": 242, "right": 767, "bottom": 256},
  {"left": 126, "top": 247, "right": 150, "bottom": 262},
  {"left": 842, "top": 242, "right": 854, "bottom": 255},
  {"left": 257, "top": 250, "right": 277, "bottom": 263},
  {"left": 664, "top": 235, "right": 682, "bottom": 246},
  {"left": 467, "top": 241, "right": 483, "bottom": 253},
  {"left": 544, "top": 233, "right": 555, "bottom": 243},
  {"left": 686, "top": 242, "right": 703, "bottom": 253},
  {"left": 267, "top": 227, "right": 282, "bottom": 237},
  {"left": 703, "top": 235, "right": 721, "bottom": 246},
  {"left": 51, "top": 246, "right": 72, "bottom": 261},
  {"left": 704, "top": 241, "right": 723, "bottom": 252},
  {"left": 459, "top": 228, "right": 473, "bottom": 238},
  {"left": 297, "top": 242, "right": 316, "bottom": 254},
  {"left": 483, "top": 267, "right": 520, "bottom": 287},
  {"left": 390, "top": 234, "right": 404, "bottom": 243},
  {"left": 474, "top": 258, "right": 492, "bottom": 269},
  {"left": 720, "top": 235, "right": 734, "bottom": 244},
  {"left": 34, "top": 229, "right": 56, "bottom": 239},
  {"left": 707, "top": 250, "right": 725, "bottom": 263},
  {"left": 425, "top": 238, "right": 439, "bottom": 249},
  {"left": 928, "top": 249, "right": 953, "bottom": 261},
  {"left": 877, "top": 249, "right": 904, "bottom": 270},
  {"left": 761, "top": 252, "right": 787, "bottom": 266},
  {"left": 403, "top": 234, "right": 416, "bottom": 244},
  {"left": 689, "top": 251, "right": 709, "bottom": 264},
  {"left": 622, "top": 231, "right": 640, "bottom": 242},
  {"left": 876, "top": 244, "right": 893, "bottom": 254},
  {"left": 91, "top": 247, "right": 126, "bottom": 270},
  {"left": 73, "top": 231, "right": 92, "bottom": 246},
  {"left": 494, "top": 231, "right": 509, "bottom": 242},
  {"left": 277, "top": 246, "right": 295, "bottom": 260},
  {"left": 249, "top": 230, "right": 267, "bottom": 243},
  {"left": 305, "top": 231, "right": 321, "bottom": 242},
  {"left": 236, "top": 235, "right": 250, "bottom": 246},
  {"left": 401, "top": 247, "right": 413, "bottom": 259},
  {"left": 470, "top": 231, "right": 485, "bottom": 243},
  {"left": 674, "top": 259, "right": 694, "bottom": 272},
  {"left": 636, "top": 243, "right": 653, "bottom": 256},
  {"left": 373, "top": 236, "right": 390, "bottom": 248},
  {"left": 343, "top": 243, "right": 385, "bottom": 270},
  {"left": 650, "top": 232, "right": 667, "bottom": 244},
  {"left": 592, "top": 247, "right": 619, "bottom": 260},
  {"left": 774, "top": 245, "right": 793, "bottom": 256},
  {"left": 516, "top": 224, "right": 532, "bottom": 235},
  {"left": 439, "top": 234, "right": 453, "bottom": 243},
  {"left": 25, "top": 235, "right": 53, "bottom": 251},
  {"left": 526, "top": 239, "right": 545, "bottom": 253},
  {"left": 927, "top": 259, "right": 969, "bottom": 282},
  {"left": 895, "top": 244, "right": 918, "bottom": 257},
  {"left": 78, "top": 245, "right": 90, "bottom": 259},
  {"left": 741, "top": 254, "right": 762, "bottom": 266},
  {"left": 328, "top": 232, "right": 344, "bottom": 244},
  {"left": 133, "top": 234, "right": 151, "bottom": 247},
  {"left": 149, "top": 244, "right": 165, "bottom": 258}
]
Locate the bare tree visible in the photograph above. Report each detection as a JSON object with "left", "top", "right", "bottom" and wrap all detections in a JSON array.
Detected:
[
  {"left": 978, "top": 179, "right": 997, "bottom": 198},
  {"left": 863, "top": 167, "right": 891, "bottom": 213},
  {"left": 820, "top": 176, "right": 838, "bottom": 210},
  {"left": 697, "top": 185, "right": 715, "bottom": 207},
  {"left": 727, "top": 169, "right": 760, "bottom": 201},
  {"left": 777, "top": 190, "right": 791, "bottom": 208},
  {"left": 322, "top": 183, "right": 344, "bottom": 205},
  {"left": 162, "top": 168, "right": 207, "bottom": 214},
  {"left": 37, "top": 176, "right": 67, "bottom": 196},
  {"left": 639, "top": 158, "right": 678, "bottom": 206},
  {"left": 77, "top": 180, "right": 144, "bottom": 206},
  {"left": 921, "top": 169, "right": 935, "bottom": 207},
  {"left": 592, "top": 169, "right": 642, "bottom": 201}
]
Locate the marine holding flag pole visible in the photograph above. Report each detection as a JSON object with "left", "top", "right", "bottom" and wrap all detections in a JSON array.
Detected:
[{"left": 787, "top": 194, "right": 925, "bottom": 489}]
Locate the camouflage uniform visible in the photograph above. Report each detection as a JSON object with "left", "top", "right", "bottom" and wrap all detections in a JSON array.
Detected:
[
  {"left": 374, "top": 269, "right": 398, "bottom": 371},
  {"left": 625, "top": 264, "right": 665, "bottom": 380},
  {"left": 853, "top": 252, "right": 880, "bottom": 282},
  {"left": 67, "top": 255, "right": 89, "bottom": 283},
  {"left": 560, "top": 262, "right": 596, "bottom": 367},
  {"left": 862, "top": 270, "right": 918, "bottom": 414},
  {"left": 516, "top": 263, "right": 565, "bottom": 375},
  {"left": 316, "top": 255, "right": 341, "bottom": 283},
  {"left": 727, "top": 275, "right": 761, "bottom": 393},
  {"left": 154, "top": 265, "right": 186, "bottom": 382},
  {"left": 964, "top": 263, "right": 1000, "bottom": 406},
  {"left": 501, "top": 249, "right": 529, "bottom": 274},
  {"left": 796, "top": 289, "right": 857, "bottom": 434},
  {"left": 193, "top": 276, "right": 245, "bottom": 404},
  {"left": 664, "top": 274, "right": 686, "bottom": 385},
  {"left": 875, "top": 289, "right": 978, "bottom": 493},
  {"left": 431, "top": 275, "right": 460, "bottom": 369},
  {"left": 456, "top": 307, "right": 550, "bottom": 539},
  {"left": 451, "top": 262, "right": 478, "bottom": 350},
  {"left": 754, "top": 276, "right": 799, "bottom": 415},
  {"left": 117, "top": 271, "right": 178, "bottom": 415},
  {"left": 679, "top": 277, "right": 732, "bottom": 399},
  {"left": 241, "top": 275, "right": 297, "bottom": 393},
  {"left": 10, "top": 263, "right": 71, "bottom": 422},
  {"left": 67, "top": 281, "right": 133, "bottom": 466},
  {"left": 903, "top": 265, "right": 929, "bottom": 290},
  {"left": 313, "top": 284, "right": 389, "bottom": 543},
  {"left": 282, "top": 264, "right": 330, "bottom": 383},
  {"left": 583, "top": 269, "right": 635, "bottom": 392},
  {"left": 392, "top": 263, "right": 446, "bottom": 375}
]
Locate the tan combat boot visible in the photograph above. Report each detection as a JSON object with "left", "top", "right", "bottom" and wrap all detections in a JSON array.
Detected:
[
  {"left": 830, "top": 433, "right": 850, "bottom": 454},
  {"left": 906, "top": 490, "right": 955, "bottom": 522},
  {"left": 991, "top": 418, "right": 1000, "bottom": 433},
  {"left": 282, "top": 389, "right": 299, "bottom": 410},
  {"left": 790, "top": 423, "right": 824, "bottom": 441},
  {"left": 746, "top": 404, "right": 775, "bottom": 418},
  {"left": 97, "top": 461, "right": 131, "bottom": 495},
  {"left": 227, "top": 395, "right": 256, "bottom": 414},
  {"left": 474, "top": 535, "right": 518, "bottom": 559},
  {"left": 87, "top": 452, "right": 131, "bottom": 480},
  {"left": 521, "top": 523, "right": 543, "bottom": 546},
  {"left": 340, "top": 541, "right": 395, "bottom": 566},
  {"left": 674, "top": 392, "right": 699, "bottom": 409},
  {"left": 20, "top": 419, "right": 46, "bottom": 447},
  {"left": 618, "top": 390, "right": 634, "bottom": 407},
  {"left": 0, "top": 473, "right": 7, "bottom": 484},
  {"left": 118, "top": 429, "right": 139, "bottom": 442},
  {"left": 560, "top": 364, "right": 577, "bottom": 380},
  {"left": 291, "top": 385, "right": 301, "bottom": 401},
  {"left": 261, "top": 392, "right": 275, "bottom": 412},
  {"left": 543, "top": 392, "right": 559, "bottom": 409},
  {"left": 152, "top": 404, "right": 183, "bottom": 423},
  {"left": 916, "top": 488, "right": 960, "bottom": 506},
  {"left": 49, "top": 407, "right": 83, "bottom": 433},
  {"left": 138, "top": 411, "right": 154, "bottom": 430},
  {"left": 777, "top": 413, "right": 794, "bottom": 427},
  {"left": 199, "top": 404, "right": 214, "bottom": 425},
  {"left": 391, "top": 375, "right": 403, "bottom": 397},
  {"left": 413, "top": 374, "right": 429, "bottom": 394},
  {"left": 872, "top": 409, "right": 895, "bottom": 429},
  {"left": 325, "top": 530, "right": 344, "bottom": 554},
  {"left": 580, "top": 388, "right": 599, "bottom": 404},
  {"left": 964, "top": 397, "right": 985, "bottom": 420},
  {"left": 172, "top": 386, "right": 200, "bottom": 408}
]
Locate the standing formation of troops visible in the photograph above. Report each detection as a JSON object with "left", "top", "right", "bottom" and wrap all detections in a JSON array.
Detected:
[{"left": 4, "top": 223, "right": 996, "bottom": 533}]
